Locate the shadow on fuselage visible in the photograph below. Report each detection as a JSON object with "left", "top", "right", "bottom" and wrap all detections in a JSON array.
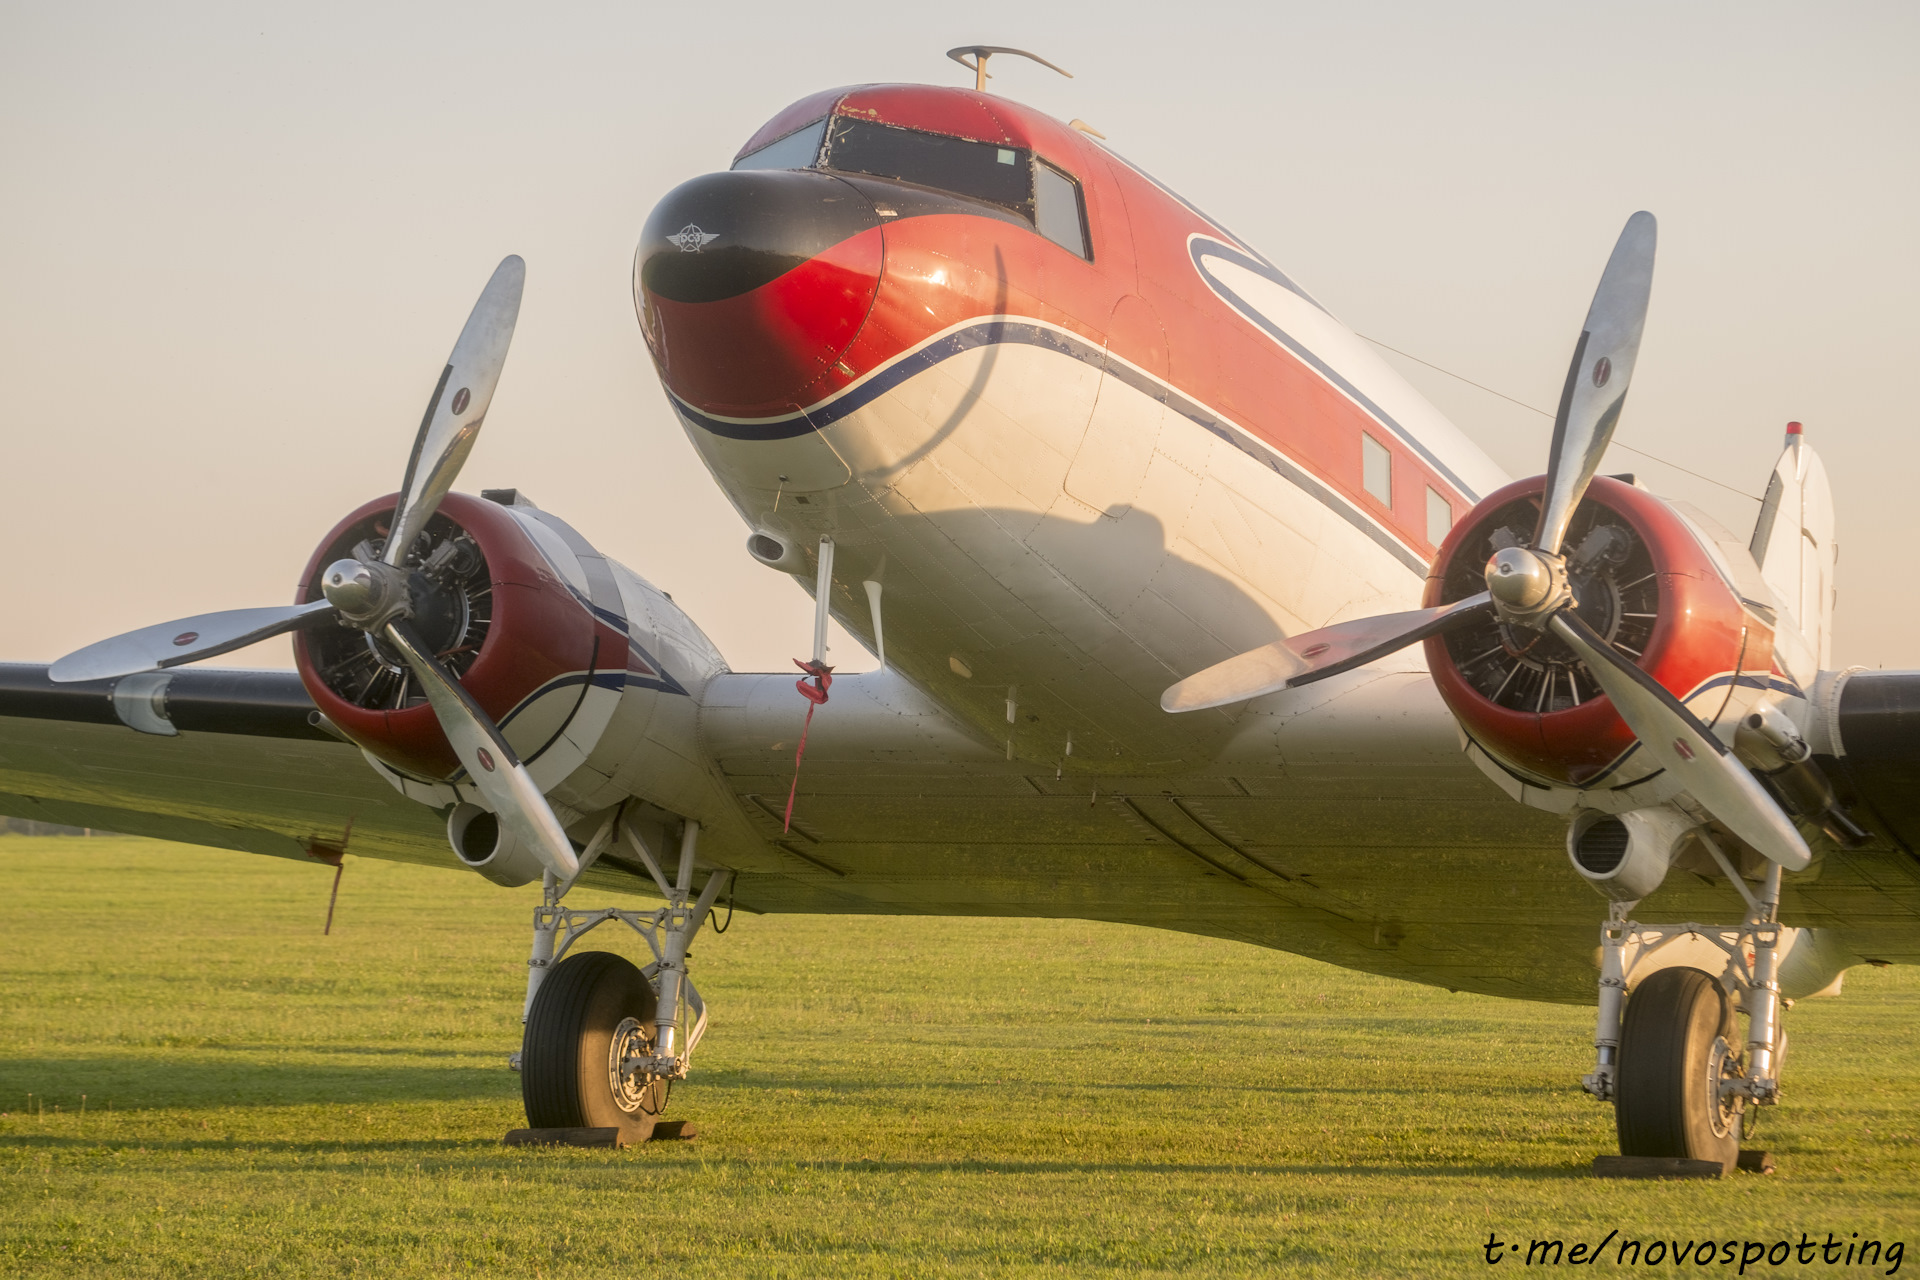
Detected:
[{"left": 819, "top": 502, "right": 1286, "bottom": 772}]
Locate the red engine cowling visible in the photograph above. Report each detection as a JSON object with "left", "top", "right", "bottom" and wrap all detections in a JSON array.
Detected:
[
  {"left": 1421, "top": 476, "right": 1773, "bottom": 787},
  {"left": 293, "top": 491, "right": 628, "bottom": 781}
]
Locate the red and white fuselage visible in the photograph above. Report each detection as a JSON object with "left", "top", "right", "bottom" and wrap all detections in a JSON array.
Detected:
[{"left": 637, "top": 83, "right": 1519, "bottom": 773}]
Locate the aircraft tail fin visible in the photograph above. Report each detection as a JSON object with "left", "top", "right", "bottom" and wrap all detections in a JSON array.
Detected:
[{"left": 1749, "top": 425, "right": 1837, "bottom": 668}]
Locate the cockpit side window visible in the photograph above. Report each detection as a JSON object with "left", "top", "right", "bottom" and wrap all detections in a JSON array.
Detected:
[
  {"left": 821, "top": 118, "right": 1033, "bottom": 218},
  {"left": 1034, "top": 161, "right": 1090, "bottom": 260},
  {"left": 732, "top": 118, "right": 828, "bottom": 171}
]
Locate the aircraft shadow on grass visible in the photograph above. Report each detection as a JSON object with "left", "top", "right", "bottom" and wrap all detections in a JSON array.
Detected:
[
  {"left": 0, "top": 1130, "right": 1577, "bottom": 1179},
  {"left": 0, "top": 1050, "right": 515, "bottom": 1111},
  {"left": 761, "top": 1158, "right": 1586, "bottom": 1181},
  {"left": 690, "top": 1071, "right": 1578, "bottom": 1101},
  {"left": 0, "top": 1133, "right": 506, "bottom": 1158}
]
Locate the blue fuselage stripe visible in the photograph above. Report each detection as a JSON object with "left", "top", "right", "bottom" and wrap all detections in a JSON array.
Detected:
[{"left": 672, "top": 321, "right": 1431, "bottom": 577}]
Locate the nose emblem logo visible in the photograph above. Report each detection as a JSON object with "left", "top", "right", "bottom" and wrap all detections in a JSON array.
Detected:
[{"left": 669, "top": 224, "right": 720, "bottom": 253}]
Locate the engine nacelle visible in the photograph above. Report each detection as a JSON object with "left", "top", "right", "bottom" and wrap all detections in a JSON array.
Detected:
[
  {"left": 294, "top": 491, "right": 634, "bottom": 785},
  {"left": 1421, "top": 476, "right": 1775, "bottom": 791}
]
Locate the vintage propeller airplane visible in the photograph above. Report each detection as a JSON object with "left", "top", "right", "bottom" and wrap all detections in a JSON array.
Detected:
[{"left": 3, "top": 47, "right": 1915, "bottom": 1168}]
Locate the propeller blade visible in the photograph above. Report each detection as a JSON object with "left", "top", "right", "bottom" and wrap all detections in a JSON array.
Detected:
[
  {"left": 382, "top": 618, "right": 579, "bottom": 880},
  {"left": 1549, "top": 611, "right": 1810, "bottom": 871},
  {"left": 384, "top": 255, "right": 526, "bottom": 566},
  {"left": 48, "top": 600, "right": 338, "bottom": 684},
  {"left": 1534, "top": 212, "right": 1657, "bottom": 557},
  {"left": 1163, "top": 593, "right": 1494, "bottom": 712}
]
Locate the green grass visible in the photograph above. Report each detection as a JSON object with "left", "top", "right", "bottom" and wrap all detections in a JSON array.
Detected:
[{"left": 1, "top": 836, "right": 1916, "bottom": 1277}]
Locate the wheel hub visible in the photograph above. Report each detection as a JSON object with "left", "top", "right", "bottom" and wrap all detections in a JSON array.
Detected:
[
  {"left": 608, "top": 1016, "right": 659, "bottom": 1114},
  {"left": 1707, "top": 1034, "right": 1746, "bottom": 1140}
]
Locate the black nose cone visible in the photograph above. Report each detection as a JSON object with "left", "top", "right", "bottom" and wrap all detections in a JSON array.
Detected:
[{"left": 637, "top": 169, "right": 881, "bottom": 305}]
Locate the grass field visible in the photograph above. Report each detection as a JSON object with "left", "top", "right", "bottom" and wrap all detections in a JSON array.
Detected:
[{"left": 1, "top": 836, "right": 1915, "bottom": 1277}]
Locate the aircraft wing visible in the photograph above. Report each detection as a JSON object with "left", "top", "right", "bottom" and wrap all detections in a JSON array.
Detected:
[
  {"left": 0, "top": 663, "right": 452, "bottom": 866},
  {"left": 6, "top": 660, "right": 1919, "bottom": 1002}
]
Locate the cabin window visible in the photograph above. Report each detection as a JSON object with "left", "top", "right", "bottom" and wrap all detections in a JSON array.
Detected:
[
  {"left": 732, "top": 118, "right": 828, "bottom": 171},
  {"left": 1362, "top": 434, "right": 1392, "bottom": 507},
  {"left": 1034, "top": 161, "right": 1090, "bottom": 259},
  {"left": 821, "top": 118, "right": 1033, "bottom": 217},
  {"left": 1426, "top": 486, "right": 1452, "bottom": 546}
]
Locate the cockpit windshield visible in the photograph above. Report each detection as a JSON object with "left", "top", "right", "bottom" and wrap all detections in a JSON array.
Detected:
[
  {"left": 733, "top": 118, "right": 828, "bottom": 172},
  {"left": 819, "top": 118, "right": 1033, "bottom": 219},
  {"left": 730, "top": 114, "right": 1091, "bottom": 260}
]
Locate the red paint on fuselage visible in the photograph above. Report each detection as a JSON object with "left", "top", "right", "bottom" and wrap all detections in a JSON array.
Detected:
[
  {"left": 645, "top": 226, "right": 882, "bottom": 417},
  {"left": 659, "top": 83, "right": 1478, "bottom": 562}
]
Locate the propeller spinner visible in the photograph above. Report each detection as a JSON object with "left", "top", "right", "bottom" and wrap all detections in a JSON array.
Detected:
[{"left": 49, "top": 256, "right": 580, "bottom": 881}]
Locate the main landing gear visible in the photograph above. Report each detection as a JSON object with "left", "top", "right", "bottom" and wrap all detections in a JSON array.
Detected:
[
  {"left": 513, "top": 816, "right": 730, "bottom": 1145},
  {"left": 1583, "top": 848, "right": 1788, "bottom": 1173}
]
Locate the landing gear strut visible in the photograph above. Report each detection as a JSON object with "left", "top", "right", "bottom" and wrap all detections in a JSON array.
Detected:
[
  {"left": 515, "top": 817, "right": 729, "bottom": 1143},
  {"left": 1584, "top": 845, "right": 1786, "bottom": 1172}
]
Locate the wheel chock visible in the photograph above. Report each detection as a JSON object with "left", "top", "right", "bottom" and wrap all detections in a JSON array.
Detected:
[
  {"left": 503, "top": 1122, "right": 698, "bottom": 1148},
  {"left": 504, "top": 1127, "right": 625, "bottom": 1149},
  {"left": 1736, "top": 1149, "right": 1775, "bottom": 1174},
  {"left": 1592, "top": 1155, "right": 1725, "bottom": 1179}
]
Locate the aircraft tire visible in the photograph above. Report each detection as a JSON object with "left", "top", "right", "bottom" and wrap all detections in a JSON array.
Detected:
[
  {"left": 521, "top": 950, "right": 665, "bottom": 1143},
  {"left": 1614, "top": 966, "right": 1741, "bottom": 1171}
]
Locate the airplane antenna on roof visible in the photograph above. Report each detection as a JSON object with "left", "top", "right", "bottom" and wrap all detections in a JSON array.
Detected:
[{"left": 946, "top": 46, "right": 1072, "bottom": 93}]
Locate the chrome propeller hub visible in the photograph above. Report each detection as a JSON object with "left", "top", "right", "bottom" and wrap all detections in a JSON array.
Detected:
[
  {"left": 1484, "top": 545, "right": 1570, "bottom": 627},
  {"left": 320, "top": 557, "right": 413, "bottom": 631},
  {"left": 321, "top": 559, "right": 375, "bottom": 614}
]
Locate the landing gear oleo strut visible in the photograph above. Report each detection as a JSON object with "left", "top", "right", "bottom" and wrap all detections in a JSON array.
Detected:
[
  {"left": 512, "top": 816, "right": 729, "bottom": 1146},
  {"left": 1584, "top": 847, "right": 1789, "bottom": 1174}
]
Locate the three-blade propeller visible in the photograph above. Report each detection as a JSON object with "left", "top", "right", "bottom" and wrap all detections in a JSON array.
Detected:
[
  {"left": 1162, "top": 212, "right": 1809, "bottom": 872},
  {"left": 1159, "top": 593, "right": 1492, "bottom": 714},
  {"left": 49, "top": 256, "right": 579, "bottom": 880}
]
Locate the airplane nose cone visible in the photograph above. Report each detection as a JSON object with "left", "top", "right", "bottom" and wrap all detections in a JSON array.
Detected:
[{"left": 635, "top": 169, "right": 883, "bottom": 416}]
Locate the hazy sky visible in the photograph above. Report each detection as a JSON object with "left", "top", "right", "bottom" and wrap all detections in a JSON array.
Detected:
[{"left": 3, "top": 1, "right": 1915, "bottom": 674}]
